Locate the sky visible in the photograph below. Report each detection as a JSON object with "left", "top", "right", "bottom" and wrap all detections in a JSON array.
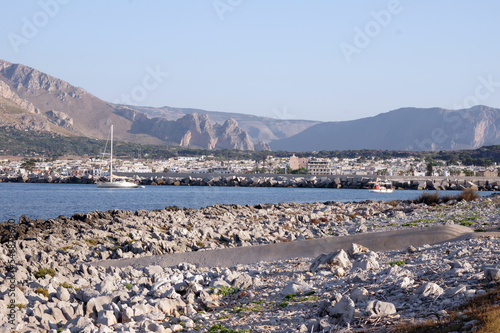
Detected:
[{"left": 1, "top": 0, "right": 500, "bottom": 122}]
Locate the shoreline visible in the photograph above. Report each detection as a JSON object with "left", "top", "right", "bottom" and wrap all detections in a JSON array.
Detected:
[
  {"left": 1, "top": 172, "right": 500, "bottom": 191},
  {"left": 0, "top": 196, "right": 499, "bottom": 331}
]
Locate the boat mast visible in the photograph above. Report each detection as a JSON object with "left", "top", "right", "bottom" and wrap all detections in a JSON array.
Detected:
[{"left": 110, "top": 125, "right": 113, "bottom": 183}]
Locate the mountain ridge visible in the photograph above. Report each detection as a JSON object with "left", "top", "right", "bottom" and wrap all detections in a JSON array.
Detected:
[
  {"left": 270, "top": 105, "right": 500, "bottom": 151},
  {"left": 0, "top": 59, "right": 284, "bottom": 150}
]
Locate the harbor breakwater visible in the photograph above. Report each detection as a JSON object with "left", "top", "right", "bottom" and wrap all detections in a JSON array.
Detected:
[{"left": 1, "top": 172, "right": 500, "bottom": 191}]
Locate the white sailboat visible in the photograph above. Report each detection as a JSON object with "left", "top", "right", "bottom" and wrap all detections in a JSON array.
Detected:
[{"left": 97, "top": 125, "right": 138, "bottom": 189}]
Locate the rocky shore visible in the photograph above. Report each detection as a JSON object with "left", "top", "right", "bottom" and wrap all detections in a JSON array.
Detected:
[
  {"left": 2, "top": 172, "right": 500, "bottom": 191},
  {"left": 1, "top": 195, "right": 500, "bottom": 332}
]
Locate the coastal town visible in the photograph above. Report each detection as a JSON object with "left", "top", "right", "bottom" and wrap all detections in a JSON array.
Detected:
[{"left": 0, "top": 154, "right": 497, "bottom": 179}]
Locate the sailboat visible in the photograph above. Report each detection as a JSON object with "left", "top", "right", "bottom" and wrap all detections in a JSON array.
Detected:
[{"left": 96, "top": 125, "right": 138, "bottom": 188}]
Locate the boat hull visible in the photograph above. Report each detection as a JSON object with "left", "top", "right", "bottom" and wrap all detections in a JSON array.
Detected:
[
  {"left": 369, "top": 189, "right": 394, "bottom": 193},
  {"left": 97, "top": 181, "right": 138, "bottom": 189}
]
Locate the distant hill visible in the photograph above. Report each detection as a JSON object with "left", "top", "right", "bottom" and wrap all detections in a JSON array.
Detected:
[
  {"left": 126, "top": 105, "right": 320, "bottom": 143},
  {"left": 3, "top": 59, "right": 500, "bottom": 153},
  {"left": 0, "top": 59, "right": 317, "bottom": 151},
  {"left": 270, "top": 106, "right": 500, "bottom": 151}
]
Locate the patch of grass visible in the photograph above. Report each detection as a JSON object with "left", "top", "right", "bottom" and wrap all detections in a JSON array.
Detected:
[
  {"left": 58, "top": 246, "right": 72, "bottom": 252},
  {"left": 124, "top": 283, "right": 133, "bottom": 290},
  {"left": 387, "top": 223, "right": 397, "bottom": 226},
  {"left": 212, "top": 286, "right": 239, "bottom": 297},
  {"left": 208, "top": 324, "right": 250, "bottom": 333},
  {"left": 232, "top": 304, "right": 264, "bottom": 313},
  {"left": 402, "top": 222, "right": 418, "bottom": 227},
  {"left": 60, "top": 282, "right": 74, "bottom": 289},
  {"left": 84, "top": 238, "right": 99, "bottom": 246},
  {"left": 298, "top": 295, "right": 321, "bottom": 302},
  {"left": 283, "top": 292, "right": 319, "bottom": 303},
  {"left": 395, "top": 285, "right": 500, "bottom": 333},
  {"left": 389, "top": 260, "right": 407, "bottom": 266},
  {"left": 279, "top": 301, "right": 289, "bottom": 308},
  {"left": 15, "top": 304, "right": 26, "bottom": 309},
  {"left": 35, "top": 287, "right": 49, "bottom": 298},
  {"left": 412, "top": 218, "right": 435, "bottom": 224},
  {"left": 216, "top": 314, "right": 231, "bottom": 320},
  {"left": 34, "top": 267, "right": 55, "bottom": 279},
  {"left": 251, "top": 300, "right": 265, "bottom": 304}
]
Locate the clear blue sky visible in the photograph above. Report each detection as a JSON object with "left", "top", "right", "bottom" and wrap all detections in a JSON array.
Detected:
[{"left": 1, "top": 0, "right": 499, "bottom": 121}]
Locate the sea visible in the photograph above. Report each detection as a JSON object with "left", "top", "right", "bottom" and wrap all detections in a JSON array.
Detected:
[{"left": 0, "top": 183, "right": 496, "bottom": 222}]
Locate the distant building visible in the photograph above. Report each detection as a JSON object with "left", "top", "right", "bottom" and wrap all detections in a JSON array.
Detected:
[
  {"left": 307, "top": 159, "right": 331, "bottom": 175},
  {"left": 289, "top": 155, "right": 308, "bottom": 170},
  {"left": 476, "top": 170, "right": 496, "bottom": 177}
]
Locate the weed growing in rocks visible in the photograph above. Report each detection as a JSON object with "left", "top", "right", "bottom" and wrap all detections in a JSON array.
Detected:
[
  {"left": 34, "top": 267, "right": 55, "bottom": 279},
  {"left": 35, "top": 287, "right": 49, "bottom": 297},
  {"left": 208, "top": 324, "right": 250, "bottom": 333}
]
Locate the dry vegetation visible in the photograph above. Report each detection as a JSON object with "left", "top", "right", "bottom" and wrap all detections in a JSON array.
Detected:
[
  {"left": 395, "top": 285, "right": 500, "bottom": 332},
  {"left": 414, "top": 188, "right": 480, "bottom": 206}
]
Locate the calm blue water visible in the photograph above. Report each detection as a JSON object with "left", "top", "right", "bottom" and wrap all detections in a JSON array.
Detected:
[{"left": 0, "top": 183, "right": 495, "bottom": 222}]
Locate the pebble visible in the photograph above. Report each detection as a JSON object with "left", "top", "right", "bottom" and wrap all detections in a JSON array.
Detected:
[{"left": 1, "top": 195, "right": 499, "bottom": 331}]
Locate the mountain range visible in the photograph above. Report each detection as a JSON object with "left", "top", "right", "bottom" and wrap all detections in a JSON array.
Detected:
[
  {"left": 1, "top": 58, "right": 500, "bottom": 152},
  {"left": 270, "top": 106, "right": 500, "bottom": 152}
]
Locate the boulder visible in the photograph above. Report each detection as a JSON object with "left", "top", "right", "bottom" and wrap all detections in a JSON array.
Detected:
[
  {"left": 232, "top": 273, "right": 253, "bottom": 290},
  {"left": 348, "top": 243, "right": 369, "bottom": 257},
  {"left": 366, "top": 300, "right": 397, "bottom": 317},
  {"left": 56, "top": 286, "right": 71, "bottom": 302},
  {"left": 282, "top": 279, "right": 313, "bottom": 296},
  {"left": 96, "top": 310, "right": 117, "bottom": 326},
  {"left": 310, "top": 249, "right": 352, "bottom": 272},
  {"left": 352, "top": 252, "right": 380, "bottom": 271},
  {"left": 484, "top": 267, "right": 500, "bottom": 281},
  {"left": 350, "top": 287, "right": 369, "bottom": 303},
  {"left": 328, "top": 295, "right": 355, "bottom": 323},
  {"left": 417, "top": 282, "right": 444, "bottom": 297}
]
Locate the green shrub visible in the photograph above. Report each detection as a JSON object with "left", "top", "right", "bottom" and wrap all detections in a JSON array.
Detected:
[
  {"left": 35, "top": 267, "right": 55, "bottom": 279},
  {"left": 60, "top": 282, "right": 74, "bottom": 289},
  {"left": 35, "top": 287, "right": 49, "bottom": 297}
]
